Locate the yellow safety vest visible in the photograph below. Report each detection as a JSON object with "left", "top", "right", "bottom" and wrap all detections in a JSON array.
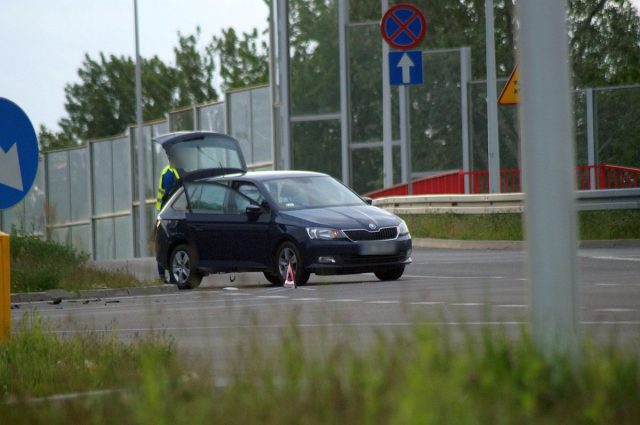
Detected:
[{"left": 156, "top": 165, "right": 180, "bottom": 211}]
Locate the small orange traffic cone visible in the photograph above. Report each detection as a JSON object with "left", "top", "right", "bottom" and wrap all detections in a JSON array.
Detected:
[{"left": 283, "top": 262, "right": 295, "bottom": 288}]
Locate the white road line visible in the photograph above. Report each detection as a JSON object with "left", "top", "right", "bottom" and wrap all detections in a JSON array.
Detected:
[
  {"left": 449, "top": 302, "right": 484, "bottom": 307},
  {"left": 402, "top": 275, "right": 505, "bottom": 280},
  {"left": 588, "top": 256, "right": 640, "bottom": 262},
  {"left": 291, "top": 298, "right": 322, "bottom": 301},
  {"left": 495, "top": 304, "right": 527, "bottom": 308},
  {"left": 328, "top": 299, "right": 361, "bottom": 303},
  {"left": 366, "top": 300, "right": 400, "bottom": 304},
  {"left": 257, "top": 295, "right": 288, "bottom": 299},
  {"left": 593, "top": 308, "right": 638, "bottom": 313},
  {"left": 409, "top": 301, "right": 442, "bottom": 305},
  {"left": 595, "top": 283, "right": 622, "bottom": 287}
]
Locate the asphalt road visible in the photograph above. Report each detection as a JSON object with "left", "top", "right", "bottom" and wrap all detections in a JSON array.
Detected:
[{"left": 12, "top": 246, "right": 640, "bottom": 373}]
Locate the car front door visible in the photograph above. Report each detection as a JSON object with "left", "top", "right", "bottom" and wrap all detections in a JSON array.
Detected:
[{"left": 229, "top": 181, "right": 271, "bottom": 269}]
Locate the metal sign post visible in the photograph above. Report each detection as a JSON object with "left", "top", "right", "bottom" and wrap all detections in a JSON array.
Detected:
[
  {"left": 380, "top": 4, "right": 427, "bottom": 195},
  {"left": 518, "top": 0, "right": 579, "bottom": 359},
  {"left": 485, "top": 0, "right": 501, "bottom": 193}
]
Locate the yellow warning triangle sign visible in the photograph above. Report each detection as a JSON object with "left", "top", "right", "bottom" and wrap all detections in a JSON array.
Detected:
[{"left": 498, "top": 65, "right": 520, "bottom": 106}]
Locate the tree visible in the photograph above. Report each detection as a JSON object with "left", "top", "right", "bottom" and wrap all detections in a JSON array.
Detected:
[
  {"left": 174, "top": 27, "right": 218, "bottom": 106},
  {"left": 212, "top": 28, "right": 269, "bottom": 91},
  {"left": 40, "top": 29, "right": 221, "bottom": 150}
]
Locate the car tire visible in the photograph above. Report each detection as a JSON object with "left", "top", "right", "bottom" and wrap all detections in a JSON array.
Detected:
[
  {"left": 374, "top": 266, "right": 405, "bottom": 281},
  {"left": 169, "top": 244, "right": 202, "bottom": 290},
  {"left": 275, "top": 241, "right": 310, "bottom": 286},
  {"left": 263, "top": 271, "right": 281, "bottom": 286}
]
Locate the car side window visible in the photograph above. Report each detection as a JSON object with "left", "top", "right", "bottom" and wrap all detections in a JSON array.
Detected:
[
  {"left": 171, "top": 191, "right": 188, "bottom": 211},
  {"left": 187, "top": 182, "right": 253, "bottom": 215},
  {"left": 236, "top": 182, "right": 264, "bottom": 204},
  {"left": 187, "top": 183, "right": 228, "bottom": 214}
]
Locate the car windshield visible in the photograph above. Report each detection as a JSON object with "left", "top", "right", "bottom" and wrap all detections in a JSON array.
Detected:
[
  {"left": 263, "top": 176, "right": 364, "bottom": 210},
  {"left": 170, "top": 135, "right": 244, "bottom": 173}
]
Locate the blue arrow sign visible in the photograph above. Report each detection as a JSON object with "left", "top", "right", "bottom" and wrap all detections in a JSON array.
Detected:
[
  {"left": 0, "top": 98, "right": 39, "bottom": 210},
  {"left": 389, "top": 51, "right": 423, "bottom": 86}
]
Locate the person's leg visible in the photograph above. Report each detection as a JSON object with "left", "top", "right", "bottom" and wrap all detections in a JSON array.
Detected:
[{"left": 157, "top": 263, "right": 167, "bottom": 282}]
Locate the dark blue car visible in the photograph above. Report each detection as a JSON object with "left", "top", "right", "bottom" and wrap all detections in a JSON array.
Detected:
[{"left": 154, "top": 132, "right": 412, "bottom": 289}]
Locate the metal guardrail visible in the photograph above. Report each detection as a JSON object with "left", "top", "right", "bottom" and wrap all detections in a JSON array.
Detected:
[{"left": 372, "top": 188, "right": 640, "bottom": 214}]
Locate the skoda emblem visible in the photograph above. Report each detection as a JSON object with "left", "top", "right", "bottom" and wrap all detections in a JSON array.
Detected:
[{"left": 368, "top": 223, "right": 377, "bottom": 230}]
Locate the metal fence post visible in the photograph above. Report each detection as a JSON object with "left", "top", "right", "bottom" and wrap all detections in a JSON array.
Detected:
[
  {"left": 0, "top": 232, "right": 10, "bottom": 341},
  {"left": 381, "top": 0, "right": 393, "bottom": 188},
  {"left": 460, "top": 47, "right": 472, "bottom": 194},
  {"left": 586, "top": 88, "right": 596, "bottom": 190}
]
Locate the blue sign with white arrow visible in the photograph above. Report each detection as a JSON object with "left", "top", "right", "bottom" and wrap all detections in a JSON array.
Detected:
[
  {"left": 389, "top": 50, "right": 423, "bottom": 85},
  {"left": 0, "top": 98, "right": 39, "bottom": 210}
]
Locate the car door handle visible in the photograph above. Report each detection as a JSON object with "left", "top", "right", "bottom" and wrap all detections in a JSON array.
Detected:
[{"left": 192, "top": 226, "right": 205, "bottom": 232}]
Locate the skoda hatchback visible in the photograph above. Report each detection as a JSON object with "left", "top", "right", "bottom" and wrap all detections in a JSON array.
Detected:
[{"left": 154, "top": 132, "right": 412, "bottom": 289}]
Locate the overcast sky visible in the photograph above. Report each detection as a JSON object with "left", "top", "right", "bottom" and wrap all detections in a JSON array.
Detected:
[
  {"left": 0, "top": 0, "right": 269, "bottom": 132},
  {"left": 1, "top": 1, "right": 639, "bottom": 134}
]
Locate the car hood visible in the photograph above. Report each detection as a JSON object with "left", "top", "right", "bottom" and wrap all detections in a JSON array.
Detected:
[{"left": 280, "top": 205, "right": 401, "bottom": 230}]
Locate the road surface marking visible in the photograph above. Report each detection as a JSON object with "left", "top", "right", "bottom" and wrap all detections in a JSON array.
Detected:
[
  {"left": 291, "top": 298, "right": 322, "bottom": 301},
  {"left": 257, "top": 295, "right": 288, "bottom": 299},
  {"left": 366, "top": 300, "right": 401, "bottom": 304},
  {"left": 589, "top": 256, "right": 640, "bottom": 262},
  {"left": 449, "top": 302, "right": 484, "bottom": 307},
  {"left": 593, "top": 308, "right": 638, "bottom": 313},
  {"left": 328, "top": 299, "right": 361, "bottom": 303},
  {"left": 409, "top": 301, "right": 442, "bottom": 305},
  {"left": 495, "top": 304, "right": 527, "bottom": 308}
]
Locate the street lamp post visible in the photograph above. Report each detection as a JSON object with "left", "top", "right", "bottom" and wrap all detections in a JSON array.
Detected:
[{"left": 134, "top": 0, "right": 147, "bottom": 257}]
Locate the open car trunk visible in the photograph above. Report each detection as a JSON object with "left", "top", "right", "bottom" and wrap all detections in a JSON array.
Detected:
[{"left": 154, "top": 131, "right": 247, "bottom": 182}]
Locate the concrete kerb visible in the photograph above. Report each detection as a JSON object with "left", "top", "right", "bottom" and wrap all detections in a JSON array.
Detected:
[{"left": 412, "top": 238, "right": 640, "bottom": 250}]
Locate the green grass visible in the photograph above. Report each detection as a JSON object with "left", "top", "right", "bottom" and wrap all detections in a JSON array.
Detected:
[
  {"left": 1, "top": 316, "right": 639, "bottom": 424},
  {"left": 402, "top": 210, "right": 640, "bottom": 241},
  {"left": 9, "top": 233, "right": 149, "bottom": 292}
]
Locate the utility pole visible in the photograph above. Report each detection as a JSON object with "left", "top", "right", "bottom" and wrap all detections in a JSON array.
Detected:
[
  {"left": 134, "top": 0, "right": 147, "bottom": 257},
  {"left": 485, "top": 0, "right": 501, "bottom": 193}
]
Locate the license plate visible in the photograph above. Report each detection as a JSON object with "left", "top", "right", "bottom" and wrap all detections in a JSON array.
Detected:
[{"left": 359, "top": 241, "right": 398, "bottom": 256}]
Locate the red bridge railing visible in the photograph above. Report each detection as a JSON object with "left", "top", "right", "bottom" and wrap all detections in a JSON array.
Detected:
[{"left": 365, "top": 164, "right": 640, "bottom": 198}]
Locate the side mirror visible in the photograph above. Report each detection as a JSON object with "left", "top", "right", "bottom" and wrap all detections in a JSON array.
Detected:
[
  {"left": 362, "top": 196, "right": 373, "bottom": 205},
  {"left": 246, "top": 204, "right": 262, "bottom": 215}
]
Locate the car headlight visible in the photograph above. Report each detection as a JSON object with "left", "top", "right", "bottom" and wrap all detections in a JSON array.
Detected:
[
  {"left": 306, "top": 227, "right": 346, "bottom": 240},
  {"left": 398, "top": 220, "right": 410, "bottom": 236}
]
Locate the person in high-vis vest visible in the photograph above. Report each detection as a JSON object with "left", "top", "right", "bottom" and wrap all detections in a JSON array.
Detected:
[{"left": 156, "top": 156, "right": 180, "bottom": 282}]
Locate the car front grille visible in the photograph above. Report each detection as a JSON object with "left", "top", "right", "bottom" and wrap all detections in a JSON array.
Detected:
[{"left": 344, "top": 226, "right": 398, "bottom": 242}]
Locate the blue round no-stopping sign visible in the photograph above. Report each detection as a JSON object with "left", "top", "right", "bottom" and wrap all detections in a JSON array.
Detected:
[
  {"left": 0, "top": 98, "right": 39, "bottom": 210},
  {"left": 380, "top": 4, "right": 427, "bottom": 50}
]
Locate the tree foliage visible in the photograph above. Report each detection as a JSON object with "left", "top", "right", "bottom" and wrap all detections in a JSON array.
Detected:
[
  {"left": 40, "top": 27, "right": 267, "bottom": 151},
  {"left": 213, "top": 28, "right": 269, "bottom": 91}
]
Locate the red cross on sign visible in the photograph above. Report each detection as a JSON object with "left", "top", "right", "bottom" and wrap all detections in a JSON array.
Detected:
[{"left": 380, "top": 4, "right": 427, "bottom": 50}]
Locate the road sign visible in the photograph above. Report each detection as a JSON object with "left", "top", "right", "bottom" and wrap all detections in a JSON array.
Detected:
[
  {"left": 380, "top": 4, "right": 427, "bottom": 50},
  {"left": 498, "top": 65, "right": 520, "bottom": 105},
  {"left": 0, "top": 98, "right": 39, "bottom": 210},
  {"left": 389, "top": 51, "right": 423, "bottom": 85}
]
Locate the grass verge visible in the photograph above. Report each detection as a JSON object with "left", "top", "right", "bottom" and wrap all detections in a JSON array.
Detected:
[
  {"left": 9, "top": 233, "right": 149, "bottom": 292},
  {"left": 1, "top": 315, "right": 639, "bottom": 424},
  {"left": 402, "top": 209, "right": 640, "bottom": 240}
]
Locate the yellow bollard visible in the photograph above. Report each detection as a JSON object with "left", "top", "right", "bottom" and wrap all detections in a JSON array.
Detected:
[{"left": 0, "top": 232, "right": 9, "bottom": 341}]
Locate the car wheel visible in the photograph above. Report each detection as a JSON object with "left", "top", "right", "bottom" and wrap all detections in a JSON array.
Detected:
[
  {"left": 263, "top": 271, "right": 281, "bottom": 286},
  {"left": 276, "top": 242, "right": 310, "bottom": 286},
  {"left": 374, "top": 266, "right": 405, "bottom": 281},
  {"left": 169, "top": 244, "right": 202, "bottom": 289}
]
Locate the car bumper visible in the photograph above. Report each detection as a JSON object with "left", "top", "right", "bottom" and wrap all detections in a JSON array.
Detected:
[{"left": 302, "top": 236, "right": 412, "bottom": 275}]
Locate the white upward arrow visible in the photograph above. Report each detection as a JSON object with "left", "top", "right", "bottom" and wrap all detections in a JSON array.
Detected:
[
  {"left": 0, "top": 142, "right": 24, "bottom": 192},
  {"left": 398, "top": 53, "right": 414, "bottom": 84}
]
